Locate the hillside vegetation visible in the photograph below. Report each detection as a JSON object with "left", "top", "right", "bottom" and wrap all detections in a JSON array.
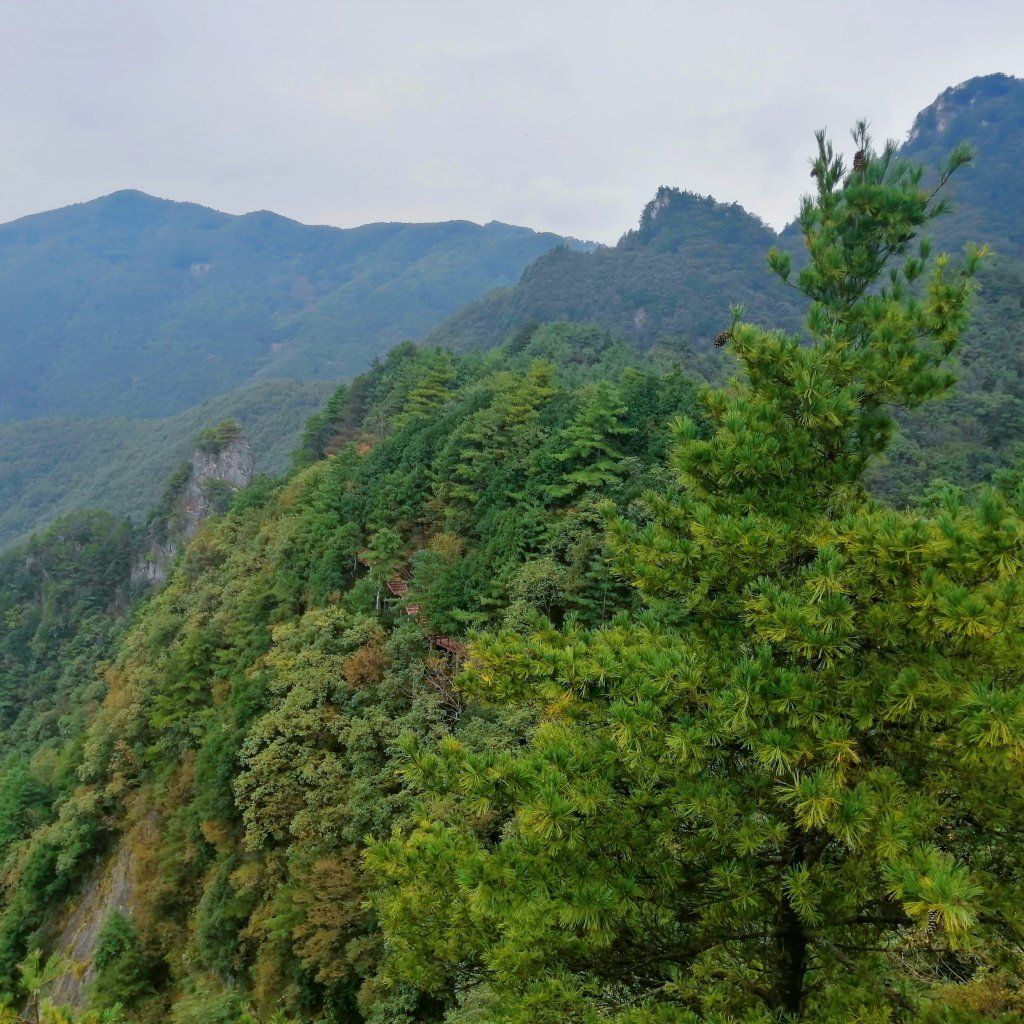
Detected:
[
  {"left": 3, "top": 121, "right": 1024, "bottom": 1024},
  {"left": 0, "top": 190, "right": 583, "bottom": 422},
  {"left": 427, "top": 189, "right": 806, "bottom": 362},
  {"left": 0, "top": 379, "right": 333, "bottom": 549},
  {"left": 900, "top": 73, "right": 1024, "bottom": 258}
]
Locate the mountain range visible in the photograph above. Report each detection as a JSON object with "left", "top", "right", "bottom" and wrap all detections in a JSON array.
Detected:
[
  {"left": 431, "top": 73, "right": 1024, "bottom": 357},
  {"left": 0, "top": 191, "right": 585, "bottom": 422},
  {"left": 4, "top": 72, "right": 1024, "bottom": 1024},
  {"left": 2, "top": 72, "right": 1023, "bottom": 547}
]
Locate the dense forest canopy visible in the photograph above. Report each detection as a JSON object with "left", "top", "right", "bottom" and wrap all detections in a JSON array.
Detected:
[{"left": 4, "top": 107, "right": 1024, "bottom": 1024}]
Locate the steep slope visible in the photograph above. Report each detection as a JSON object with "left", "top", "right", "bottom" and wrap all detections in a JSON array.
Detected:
[
  {"left": 0, "top": 190, "right": 584, "bottom": 421},
  {"left": 0, "top": 378, "right": 333, "bottom": 549},
  {"left": 427, "top": 188, "right": 805, "bottom": 357},
  {"left": 900, "top": 73, "right": 1024, "bottom": 258},
  {"left": 0, "top": 330, "right": 703, "bottom": 1018}
]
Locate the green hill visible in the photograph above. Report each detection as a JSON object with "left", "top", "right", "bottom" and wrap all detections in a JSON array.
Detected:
[
  {"left": 0, "top": 378, "right": 332, "bottom": 549},
  {"left": 900, "top": 72, "right": 1024, "bottom": 258},
  {"left": 0, "top": 190, "right": 584, "bottom": 421},
  {"left": 426, "top": 188, "right": 806, "bottom": 359}
]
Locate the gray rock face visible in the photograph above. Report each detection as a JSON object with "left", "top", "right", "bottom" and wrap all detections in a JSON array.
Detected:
[
  {"left": 50, "top": 811, "right": 160, "bottom": 1009},
  {"left": 178, "top": 438, "right": 255, "bottom": 542},
  {"left": 50, "top": 842, "right": 137, "bottom": 1008},
  {"left": 130, "top": 434, "right": 254, "bottom": 587}
]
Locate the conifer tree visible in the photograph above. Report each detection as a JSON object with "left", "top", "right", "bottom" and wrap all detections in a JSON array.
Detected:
[
  {"left": 363, "top": 526, "right": 405, "bottom": 611},
  {"left": 89, "top": 912, "right": 152, "bottom": 1011},
  {"left": 436, "top": 361, "right": 556, "bottom": 516},
  {"left": 545, "top": 381, "right": 634, "bottom": 503},
  {"left": 397, "top": 351, "right": 456, "bottom": 427},
  {"left": 369, "top": 127, "right": 1024, "bottom": 1022}
]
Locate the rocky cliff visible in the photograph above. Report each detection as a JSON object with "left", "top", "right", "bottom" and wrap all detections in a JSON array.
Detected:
[{"left": 131, "top": 422, "right": 254, "bottom": 587}]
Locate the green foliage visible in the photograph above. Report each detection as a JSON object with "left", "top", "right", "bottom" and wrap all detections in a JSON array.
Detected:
[
  {"left": 370, "top": 127, "right": 1024, "bottom": 1022},
  {"left": 871, "top": 256, "right": 1024, "bottom": 501},
  {"left": 0, "top": 511, "right": 133, "bottom": 991},
  {"left": 15, "top": 949, "right": 74, "bottom": 1024},
  {"left": 196, "top": 421, "right": 244, "bottom": 455},
  {"left": 89, "top": 913, "right": 153, "bottom": 1010},
  {"left": 0, "top": 322, "right": 700, "bottom": 1021},
  {"left": 0, "top": 510, "right": 133, "bottom": 730},
  {"left": 545, "top": 380, "right": 634, "bottom": 502},
  {"left": 0, "top": 190, "right": 582, "bottom": 423},
  {"left": 428, "top": 190, "right": 806, "bottom": 362}
]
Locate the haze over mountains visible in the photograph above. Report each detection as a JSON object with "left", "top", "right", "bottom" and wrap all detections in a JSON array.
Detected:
[
  {"left": 0, "top": 191, "right": 585, "bottom": 422},
  {"left": 2, "top": 72, "right": 1023, "bottom": 547}
]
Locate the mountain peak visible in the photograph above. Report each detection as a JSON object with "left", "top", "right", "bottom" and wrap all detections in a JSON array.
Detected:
[
  {"left": 632, "top": 187, "right": 776, "bottom": 252},
  {"left": 906, "top": 73, "right": 1024, "bottom": 145},
  {"left": 900, "top": 73, "right": 1024, "bottom": 257}
]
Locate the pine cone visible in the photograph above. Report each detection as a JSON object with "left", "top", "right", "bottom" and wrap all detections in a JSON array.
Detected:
[
  {"left": 853, "top": 149, "right": 867, "bottom": 172},
  {"left": 714, "top": 330, "right": 731, "bottom": 348}
]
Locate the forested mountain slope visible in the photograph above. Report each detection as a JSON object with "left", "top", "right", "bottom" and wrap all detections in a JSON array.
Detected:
[
  {"left": 429, "top": 75, "right": 1024, "bottom": 362},
  {"left": 0, "top": 379, "right": 333, "bottom": 550},
  {"left": 427, "top": 188, "right": 806, "bottom": 360},
  {"left": 6, "top": 73, "right": 1020, "bottom": 554},
  {"left": 0, "top": 326, "right": 703, "bottom": 1022},
  {"left": 0, "top": 190, "right": 583, "bottom": 421},
  {"left": 4, "top": 123, "right": 1024, "bottom": 1023},
  {"left": 900, "top": 73, "right": 1024, "bottom": 258},
  {"left": 872, "top": 255, "right": 1024, "bottom": 500}
]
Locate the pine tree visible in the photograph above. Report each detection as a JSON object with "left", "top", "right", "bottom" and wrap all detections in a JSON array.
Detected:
[
  {"left": 435, "top": 362, "right": 556, "bottom": 517},
  {"left": 16, "top": 950, "right": 71, "bottom": 1024},
  {"left": 89, "top": 912, "right": 152, "bottom": 1011},
  {"left": 369, "top": 127, "right": 1024, "bottom": 1022},
  {"left": 363, "top": 526, "right": 405, "bottom": 612},
  {"left": 397, "top": 351, "right": 456, "bottom": 427},
  {"left": 545, "top": 381, "right": 634, "bottom": 503}
]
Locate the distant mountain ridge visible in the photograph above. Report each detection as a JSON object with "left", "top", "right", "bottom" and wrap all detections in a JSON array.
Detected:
[
  {"left": 429, "top": 73, "right": 1024, "bottom": 358},
  {"left": 0, "top": 190, "right": 586, "bottom": 421},
  {"left": 427, "top": 188, "right": 806, "bottom": 358},
  {"left": 901, "top": 73, "right": 1024, "bottom": 258}
]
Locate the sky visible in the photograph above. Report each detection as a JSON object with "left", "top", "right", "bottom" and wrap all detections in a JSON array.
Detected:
[{"left": 2, "top": 0, "right": 1023, "bottom": 243}]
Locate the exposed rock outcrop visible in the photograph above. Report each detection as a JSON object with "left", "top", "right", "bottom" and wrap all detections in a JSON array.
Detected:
[
  {"left": 50, "top": 812, "right": 160, "bottom": 1009},
  {"left": 131, "top": 421, "right": 254, "bottom": 587}
]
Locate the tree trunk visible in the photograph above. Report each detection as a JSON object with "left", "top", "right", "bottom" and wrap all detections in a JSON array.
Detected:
[{"left": 777, "top": 895, "right": 808, "bottom": 1017}]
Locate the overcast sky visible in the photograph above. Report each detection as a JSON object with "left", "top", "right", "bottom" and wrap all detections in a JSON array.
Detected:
[{"left": 2, "top": 0, "right": 1022, "bottom": 243}]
